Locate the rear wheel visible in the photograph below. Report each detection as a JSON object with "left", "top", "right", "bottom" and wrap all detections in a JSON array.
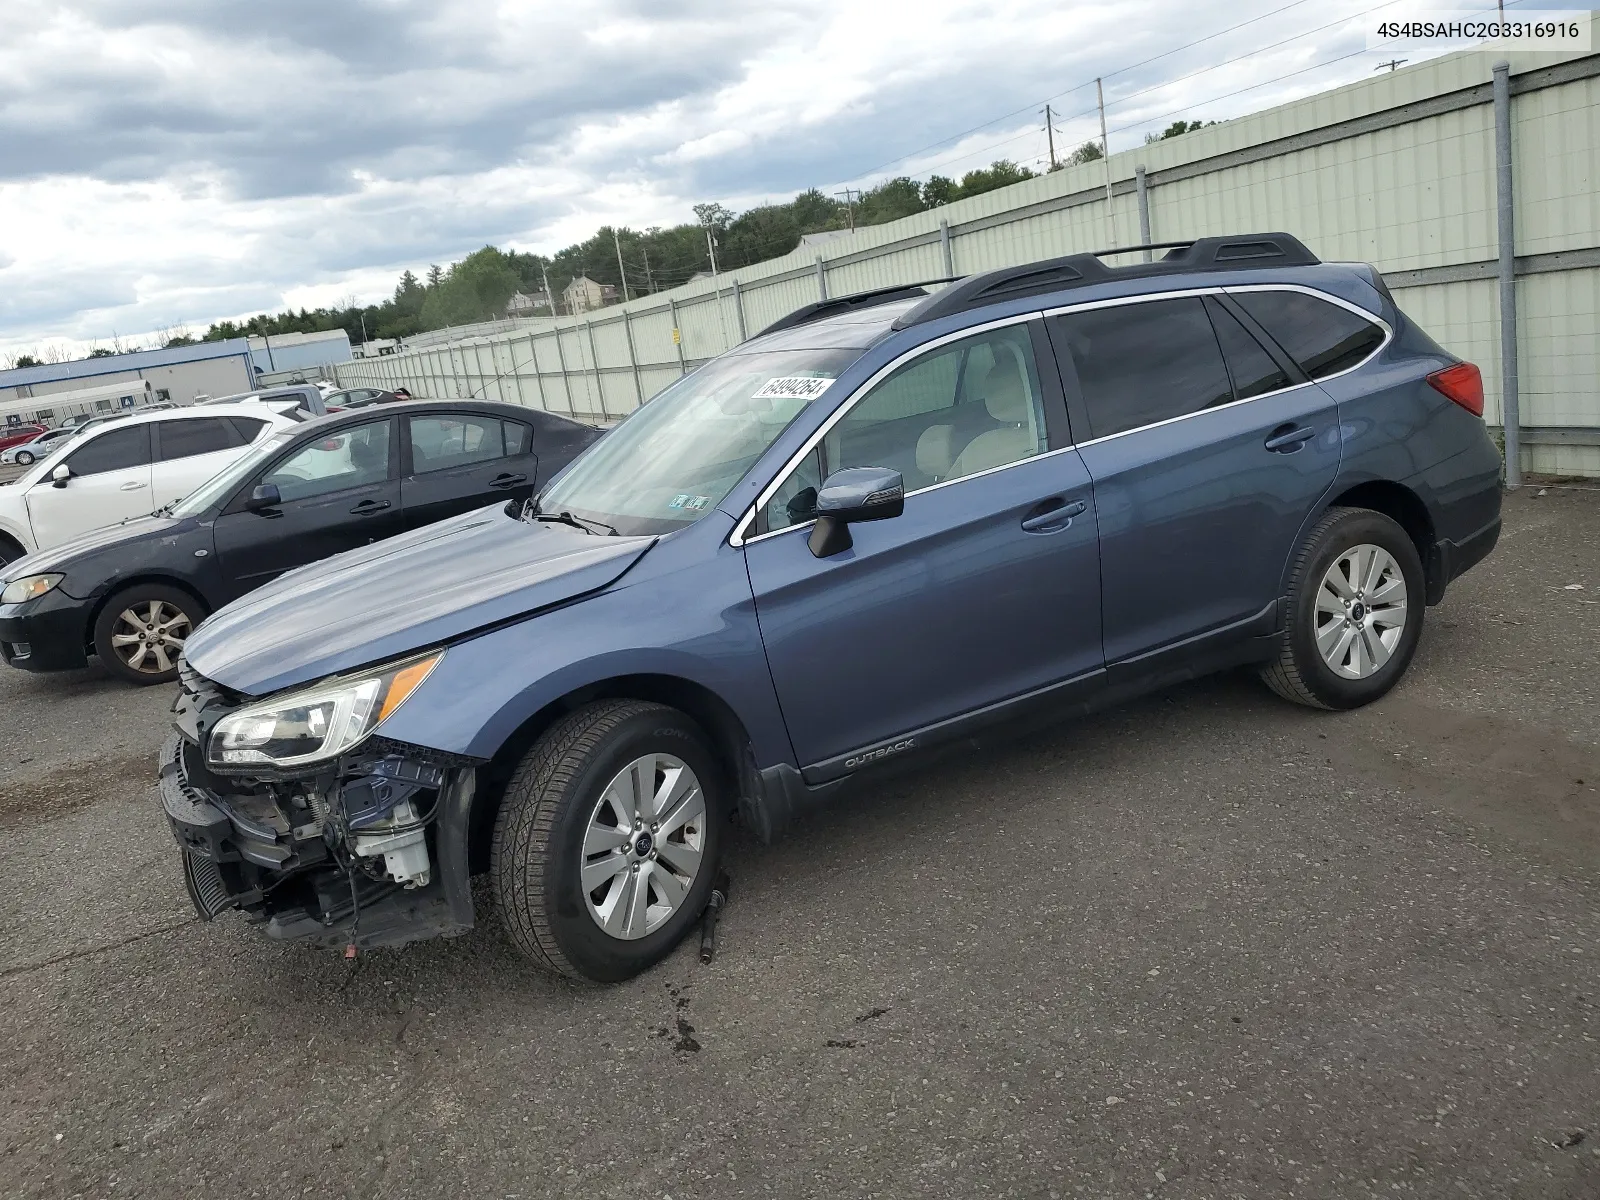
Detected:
[
  {"left": 0, "top": 535, "right": 24, "bottom": 568},
  {"left": 1261, "top": 507, "right": 1424, "bottom": 710},
  {"left": 93, "top": 584, "right": 206, "bottom": 685},
  {"left": 491, "top": 700, "right": 726, "bottom": 982}
]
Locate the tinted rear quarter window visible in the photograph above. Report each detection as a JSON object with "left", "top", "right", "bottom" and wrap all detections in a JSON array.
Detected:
[
  {"left": 1232, "top": 290, "right": 1385, "bottom": 379},
  {"left": 224, "top": 417, "right": 268, "bottom": 443},
  {"left": 65, "top": 424, "right": 152, "bottom": 476},
  {"left": 156, "top": 418, "right": 236, "bottom": 461},
  {"left": 1056, "top": 297, "right": 1232, "bottom": 440},
  {"left": 1205, "top": 297, "right": 1292, "bottom": 399}
]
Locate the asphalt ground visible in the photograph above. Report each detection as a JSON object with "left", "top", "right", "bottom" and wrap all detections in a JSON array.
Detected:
[{"left": 1, "top": 486, "right": 1598, "bottom": 1199}]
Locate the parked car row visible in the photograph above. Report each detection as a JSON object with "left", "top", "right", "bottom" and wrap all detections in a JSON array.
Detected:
[
  {"left": 0, "top": 400, "right": 600, "bottom": 682},
  {"left": 0, "top": 235, "right": 1502, "bottom": 985}
]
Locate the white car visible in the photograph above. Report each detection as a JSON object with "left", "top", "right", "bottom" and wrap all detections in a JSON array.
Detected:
[
  {"left": 0, "top": 427, "right": 79, "bottom": 466},
  {"left": 0, "top": 405, "right": 301, "bottom": 565}
]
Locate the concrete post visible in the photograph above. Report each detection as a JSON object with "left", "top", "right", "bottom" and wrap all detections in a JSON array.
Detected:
[
  {"left": 584, "top": 320, "right": 604, "bottom": 418},
  {"left": 551, "top": 324, "right": 572, "bottom": 415},
  {"left": 939, "top": 219, "right": 954, "bottom": 275},
  {"left": 731, "top": 278, "right": 748, "bottom": 342},
  {"left": 815, "top": 256, "right": 827, "bottom": 301},
  {"left": 1493, "top": 60, "right": 1521, "bottom": 489},
  {"left": 622, "top": 310, "right": 644, "bottom": 406},
  {"left": 1135, "top": 165, "right": 1152, "bottom": 261},
  {"left": 668, "top": 298, "right": 687, "bottom": 375}
]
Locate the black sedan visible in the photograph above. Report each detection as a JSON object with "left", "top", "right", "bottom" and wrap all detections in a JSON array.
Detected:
[{"left": 0, "top": 400, "right": 601, "bottom": 684}]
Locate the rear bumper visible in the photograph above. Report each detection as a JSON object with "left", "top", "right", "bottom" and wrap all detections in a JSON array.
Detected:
[
  {"left": 1425, "top": 514, "right": 1501, "bottom": 604},
  {"left": 0, "top": 590, "right": 91, "bottom": 672}
]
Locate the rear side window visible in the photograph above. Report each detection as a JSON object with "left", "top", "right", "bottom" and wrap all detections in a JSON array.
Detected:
[
  {"left": 504, "top": 421, "right": 531, "bottom": 456},
  {"left": 64, "top": 424, "right": 151, "bottom": 477},
  {"left": 224, "top": 417, "right": 268, "bottom": 442},
  {"left": 409, "top": 414, "right": 506, "bottom": 474},
  {"left": 1231, "top": 290, "right": 1385, "bottom": 379},
  {"left": 1205, "top": 297, "right": 1292, "bottom": 399},
  {"left": 155, "top": 418, "right": 237, "bottom": 461},
  {"left": 1056, "top": 297, "right": 1232, "bottom": 440}
]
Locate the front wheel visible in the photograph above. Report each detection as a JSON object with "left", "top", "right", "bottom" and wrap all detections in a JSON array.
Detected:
[
  {"left": 1260, "top": 507, "right": 1425, "bottom": 710},
  {"left": 93, "top": 584, "right": 207, "bottom": 685},
  {"left": 14, "top": 450, "right": 34, "bottom": 465},
  {"left": 491, "top": 700, "right": 727, "bottom": 982}
]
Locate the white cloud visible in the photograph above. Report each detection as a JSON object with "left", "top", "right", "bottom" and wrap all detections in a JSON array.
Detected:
[{"left": 0, "top": 0, "right": 1500, "bottom": 359}]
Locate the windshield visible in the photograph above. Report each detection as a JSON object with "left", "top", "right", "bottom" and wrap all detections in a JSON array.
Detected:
[
  {"left": 536, "top": 347, "right": 860, "bottom": 535},
  {"left": 170, "top": 431, "right": 295, "bottom": 516}
]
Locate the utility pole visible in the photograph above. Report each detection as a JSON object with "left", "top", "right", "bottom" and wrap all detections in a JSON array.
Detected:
[
  {"left": 1374, "top": 58, "right": 1407, "bottom": 72},
  {"left": 1097, "top": 77, "right": 1116, "bottom": 246},
  {"left": 641, "top": 245, "right": 655, "bottom": 294},
  {"left": 540, "top": 263, "right": 558, "bottom": 316},
  {"left": 833, "top": 188, "right": 858, "bottom": 231},
  {"left": 612, "top": 229, "right": 631, "bottom": 302},
  {"left": 705, "top": 227, "right": 719, "bottom": 275},
  {"left": 1042, "top": 103, "right": 1058, "bottom": 171}
]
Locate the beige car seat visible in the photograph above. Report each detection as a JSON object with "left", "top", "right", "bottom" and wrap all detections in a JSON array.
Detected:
[{"left": 915, "top": 352, "right": 1036, "bottom": 482}]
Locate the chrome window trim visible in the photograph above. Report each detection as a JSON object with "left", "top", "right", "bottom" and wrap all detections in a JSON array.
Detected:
[{"left": 730, "top": 282, "right": 1390, "bottom": 546}]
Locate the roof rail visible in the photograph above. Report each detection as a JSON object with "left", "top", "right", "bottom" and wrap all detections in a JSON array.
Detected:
[
  {"left": 753, "top": 277, "right": 960, "bottom": 340},
  {"left": 892, "top": 233, "right": 1319, "bottom": 330}
]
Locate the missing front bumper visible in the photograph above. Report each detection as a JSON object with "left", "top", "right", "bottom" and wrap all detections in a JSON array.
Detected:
[{"left": 159, "top": 732, "right": 479, "bottom": 950}]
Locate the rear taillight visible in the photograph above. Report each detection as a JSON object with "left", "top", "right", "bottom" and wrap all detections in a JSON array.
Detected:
[{"left": 1427, "top": 362, "right": 1483, "bottom": 417}]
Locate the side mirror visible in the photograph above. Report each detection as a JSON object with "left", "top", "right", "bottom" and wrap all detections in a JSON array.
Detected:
[
  {"left": 50, "top": 463, "right": 71, "bottom": 488},
  {"left": 808, "top": 466, "right": 904, "bottom": 558},
  {"left": 247, "top": 483, "right": 282, "bottom": 511}
]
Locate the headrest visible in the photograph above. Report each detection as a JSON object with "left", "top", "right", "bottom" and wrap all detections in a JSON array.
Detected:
[{"left": 980, "top": 353, "right": 1028, "bottom": 423}]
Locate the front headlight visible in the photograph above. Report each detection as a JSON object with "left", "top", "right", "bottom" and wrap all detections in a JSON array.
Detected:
[
  {"left": 2, "top": 574, "right": 63, "bottom": 605},
  {"left": 207, "top": 650, "right": 442, "bottom": 770}
]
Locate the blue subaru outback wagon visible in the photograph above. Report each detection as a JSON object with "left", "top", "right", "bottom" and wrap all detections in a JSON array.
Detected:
[{"left": 162, "top": 234, "right": 1501, "bottom": 981}]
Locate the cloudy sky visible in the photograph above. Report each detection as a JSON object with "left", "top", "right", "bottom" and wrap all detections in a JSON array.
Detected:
[{"left": 0, "top": 0, "right": 1545, "bottom": 359}]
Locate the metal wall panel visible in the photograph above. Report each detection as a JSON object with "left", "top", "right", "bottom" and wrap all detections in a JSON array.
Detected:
[{"left": 330, "top": 44, "right": 1599, "bottom": 472}]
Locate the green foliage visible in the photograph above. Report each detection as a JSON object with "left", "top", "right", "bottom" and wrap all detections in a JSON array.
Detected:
[
  {"left": 14, "top": 354, "right": 39, "bottom": 368},
  {"left": 202, "top": 159, "right": 1041, "bottom": 345},
  {"left": 87, "top": 348, "right": 115, "bottom": 358},
  {"left": 1067, "top": 140, "right": 1104, "bottom": 165},
  {"left": 1145, "top": 119, "right": 1214, "bottom": 144}
]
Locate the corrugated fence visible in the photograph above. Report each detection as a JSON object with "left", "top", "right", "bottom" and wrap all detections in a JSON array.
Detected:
[{"left": 336, "top": 37, "right": 1600, "bottom": 479}]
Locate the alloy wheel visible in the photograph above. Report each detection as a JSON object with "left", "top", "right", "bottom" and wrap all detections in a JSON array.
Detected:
[
  {"left": 109, "top": 600, "right": 192, "bottom": 676},
  {"left": 15, "top": 451, "right": 33, "bottom": 465},
  {"left": 1315, "top": 543, "right": 1408, "bottom": 679},
  {"left": 580, "top": 753, "right": 706, "bottom": 940}
]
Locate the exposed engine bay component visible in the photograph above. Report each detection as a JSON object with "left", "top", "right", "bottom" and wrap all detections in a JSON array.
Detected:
[{"left": 353, "top": 797, "right": 432, "bottom": 888}]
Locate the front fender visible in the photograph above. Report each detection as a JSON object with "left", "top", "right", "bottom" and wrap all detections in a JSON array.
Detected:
[{"left": 375, "top": 532, "right": 796, "bottom": 771}]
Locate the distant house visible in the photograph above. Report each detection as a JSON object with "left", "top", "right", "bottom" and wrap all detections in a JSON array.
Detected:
[
  {"left": 562, "top": 275, "right": 618, "bottom": 314},
  {"left": 506, "top": 291, "right": 547, "bottom": 316}
]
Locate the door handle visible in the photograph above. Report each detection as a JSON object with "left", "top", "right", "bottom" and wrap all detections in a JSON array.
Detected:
[
  {"left": 1264, "top": 424, "right": 1316, "bottom": 452},
  {"left": 350, "top": 499, "right": 392, "bottom": 515},
  {"left": 119, "top": 481, "right": 146, "bottom": 491},
  {"left": 489, "top": 472, "right": 527, "bottom": 489},
  {"left": 1021, "top": 497, "right": 1087, "bottom": 533}
]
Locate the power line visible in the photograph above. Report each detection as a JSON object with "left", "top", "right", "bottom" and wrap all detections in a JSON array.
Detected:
[
  {"left": 848, "top": 0, "right": 1322, "bottom": 181},
  {"left": 892, "top": 0, "right": 1409, "bottom": 181}
]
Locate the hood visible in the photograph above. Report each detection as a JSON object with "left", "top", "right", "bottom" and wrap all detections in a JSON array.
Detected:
[
  {"left": 2, "top": 513, "right": 192, "bottom": 588},
  {"left": 183, "top": 505, "right": 655, "bottom": 695}
]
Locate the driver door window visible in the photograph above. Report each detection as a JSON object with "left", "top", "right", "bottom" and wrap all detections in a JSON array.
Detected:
[
  {"left": 263, "top": 419, "right": 392, "bottom": 501},
  {"left": 762, "top": 323, "right": 1050, "bottom": 532}
]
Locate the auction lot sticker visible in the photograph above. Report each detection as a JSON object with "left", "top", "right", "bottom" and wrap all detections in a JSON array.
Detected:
[{"left": 753, "top": 376, "right": 834, "bottom": 401}]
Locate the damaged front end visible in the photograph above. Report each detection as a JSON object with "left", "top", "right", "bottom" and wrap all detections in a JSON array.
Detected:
[{"left": 161, "top": 657, "right": 482, "bottom": 949}]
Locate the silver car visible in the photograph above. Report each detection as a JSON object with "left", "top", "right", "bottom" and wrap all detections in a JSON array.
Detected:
[{"left": 0, "top": 427, "right": 78, "bottom": 466}]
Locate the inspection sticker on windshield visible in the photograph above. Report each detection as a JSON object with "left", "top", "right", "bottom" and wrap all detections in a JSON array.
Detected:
[
  {"left": 668, "top": 494, "right": 712, "bottom": 511},
  {"left": 753, "top": 376, "right": 833, "bottom": 401}
]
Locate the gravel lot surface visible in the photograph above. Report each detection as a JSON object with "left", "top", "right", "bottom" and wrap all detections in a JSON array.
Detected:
[{"left": 2, "top": 487, "right": 1597, "bottom": 1199}]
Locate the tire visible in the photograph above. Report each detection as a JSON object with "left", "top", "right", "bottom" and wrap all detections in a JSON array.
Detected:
[
  {"left": 1261, "top": 506, "right": 1425, "bottom": 710},
  {"left": 491, "top": 700, "right": 727, "bottom": 983},
  {"left": 14, "top": 451, "right": 34, "bottom": 466},
  {"left": 0, "top": 536, "right": 23, "bottom": 568},
  {"left": 92, "top": 584, "right": 207, "bottom": 685}
]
